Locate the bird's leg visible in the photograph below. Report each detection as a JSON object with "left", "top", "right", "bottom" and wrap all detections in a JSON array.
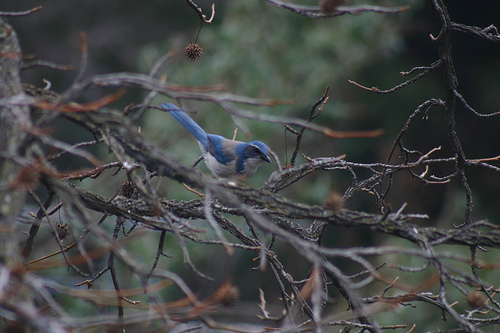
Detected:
[
  {"left": 191, "top": 155, "right": 204, "bottom": 168},
  {"left": 183, "top": 155, "right": 205, "bottom": 197},
  {"left": 182, "top": 182, "right": 205, "bottom": 198}
]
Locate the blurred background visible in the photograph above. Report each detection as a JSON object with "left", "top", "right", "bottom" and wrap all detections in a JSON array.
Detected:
[{"left": 4, "top": 0, "right": 500, "bottom": 330}]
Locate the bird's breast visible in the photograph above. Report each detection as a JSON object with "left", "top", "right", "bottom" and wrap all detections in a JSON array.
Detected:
[{"left": 204, "top": 153, "right": 238, "bottom": 178}]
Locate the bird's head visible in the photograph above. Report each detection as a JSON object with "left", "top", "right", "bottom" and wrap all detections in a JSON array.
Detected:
[
  {"left": 236, "top": 141, "right": 272, "bottom": 177},
  {"left": 244, "top": 141, "right": 271, "bottom": 163}
]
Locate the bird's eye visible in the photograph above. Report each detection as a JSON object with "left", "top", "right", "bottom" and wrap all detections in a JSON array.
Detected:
[{"left": 253, "top": 147, "right": 261, "bottom": 154}]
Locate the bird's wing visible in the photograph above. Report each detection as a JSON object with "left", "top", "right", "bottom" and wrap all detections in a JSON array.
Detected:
[{"left": 207, "top": 135, "right": 241, "bottom": 164}]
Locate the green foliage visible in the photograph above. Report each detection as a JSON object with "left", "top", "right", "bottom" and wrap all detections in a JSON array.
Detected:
[
  {"left": 139, "top": 1, "right": 411, "bottom": 201},
  {"left": 146, "top": 2, "right": 406, "bottom": 101}
]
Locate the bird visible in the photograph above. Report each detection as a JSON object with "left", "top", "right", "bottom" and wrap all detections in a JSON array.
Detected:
[{"left": 160, "top": 103, "right": 271, "bottom": 179}]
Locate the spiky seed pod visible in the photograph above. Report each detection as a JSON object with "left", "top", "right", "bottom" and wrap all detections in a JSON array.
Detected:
[
  {"left": 324, "top": 191, "right": 344, "bottom": 211},
  {"left": 120, "top": 180, "right": 136, "bottom": 198},
  {"left": 319, "top": 0, "right": 346, "bottom": 14},
  {"left": 220, "top": 284, "right": 240, "bottom": 307},
  {"left": 184, "top": 42, "right": 203, "bottom": 61},
  {"left": 467, "top": 291, "right": 487, "bottom": 309},
  {"left": 52, "top": 222, "right": 71, "bottom": 241}
]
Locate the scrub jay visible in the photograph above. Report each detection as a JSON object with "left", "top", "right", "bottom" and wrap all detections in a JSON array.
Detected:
[{"left": 160, "top": 103, "right": 271, "bottom": 178}]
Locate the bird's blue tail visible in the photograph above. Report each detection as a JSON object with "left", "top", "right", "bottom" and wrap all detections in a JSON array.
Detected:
[{"left": 160, "top": 103, "right": 209, "bottom": 149}]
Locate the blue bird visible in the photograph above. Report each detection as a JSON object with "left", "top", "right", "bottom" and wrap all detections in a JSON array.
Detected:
[{"left": 160, "top": 103, "right": 271, "bottom": 179}]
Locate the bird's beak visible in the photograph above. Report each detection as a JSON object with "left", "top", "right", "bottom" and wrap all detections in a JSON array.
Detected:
[{"left": 262, "top": 155, "right": 271, "bottom": 163}]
